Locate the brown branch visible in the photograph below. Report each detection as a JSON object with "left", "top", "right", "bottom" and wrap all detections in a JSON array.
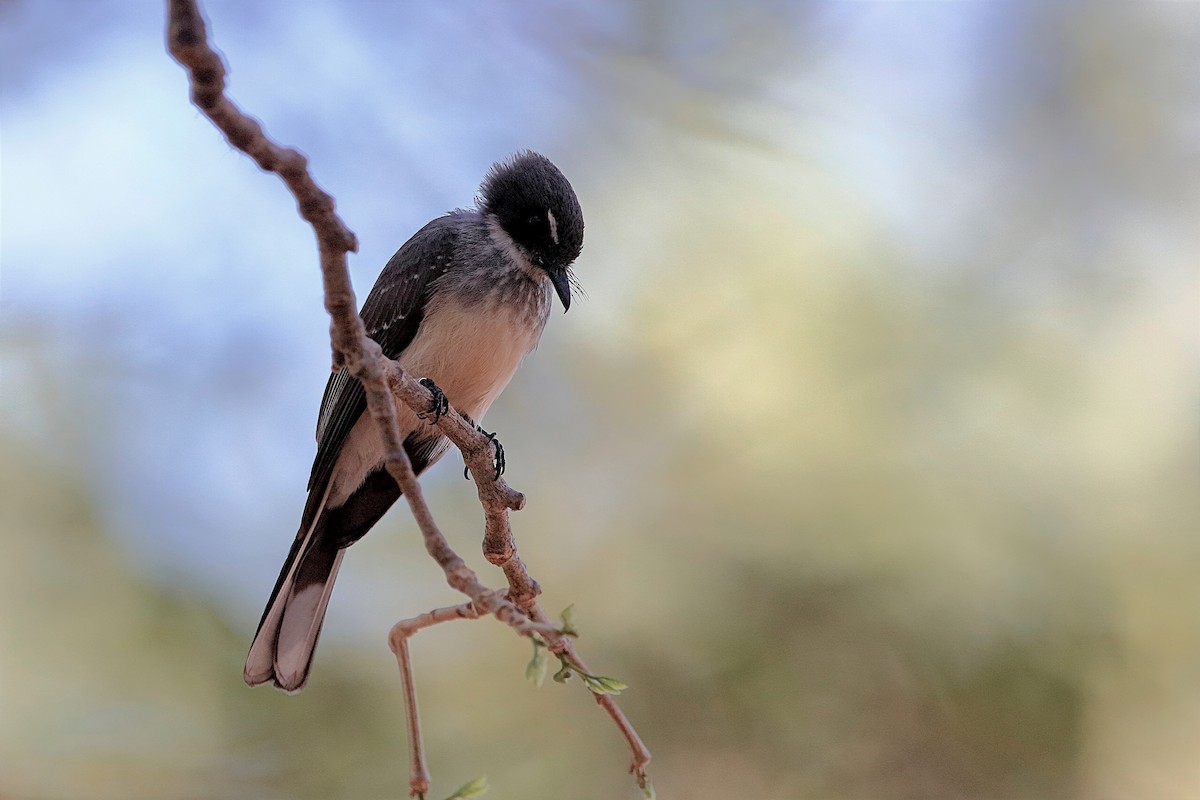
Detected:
[
  {"left": 390, "top": 600, "right": 484, "bottom": 640},
  {"left": 387, "top": 601, "right": 482, "bottom": 798},
  {"left": 392, "top": 635, "right": 431, "bottom": 798},
  {"left": 166, "top": 0, "right": 650, "bottom": 787},
  {"left": 383, "top": 365, "right": 541, "bottom": 607}
]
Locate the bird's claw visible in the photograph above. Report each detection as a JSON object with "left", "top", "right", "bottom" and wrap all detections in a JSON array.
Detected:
[
  {"left": 417, "top": 378, "right": 448, "bottom": 423},
  {"left": 488, "top": 430, "right": 506, "bottom": 479},
  {"left": 463, "top": 425, "right": 506, "bottom": 481}
]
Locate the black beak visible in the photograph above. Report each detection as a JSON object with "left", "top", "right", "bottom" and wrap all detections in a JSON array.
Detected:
[{"left": 548, "top": 269, "right": 572, "bottom": 312}]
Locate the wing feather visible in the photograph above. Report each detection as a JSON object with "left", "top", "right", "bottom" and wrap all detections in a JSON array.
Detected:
[{"left": 300, "top": 213, "right": 464, "bottom": 529}]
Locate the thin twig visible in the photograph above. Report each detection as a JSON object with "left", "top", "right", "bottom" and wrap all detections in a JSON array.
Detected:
[
  {"left": 390, "top": 600, "right": 485, "bottom": 640},
  {"left": 388, "top": 601, "right": 485, "bottom": 797},
  {"left": 392, "top": 635, "right": 431, "bottom": 798},
  {"left": 531, "top": 604, "right": 652, "bottom": 777}
]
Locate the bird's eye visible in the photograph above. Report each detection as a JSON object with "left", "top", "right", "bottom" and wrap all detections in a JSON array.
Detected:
[{"left": 526, "top": 214, "right": 541, "bottom": 226}]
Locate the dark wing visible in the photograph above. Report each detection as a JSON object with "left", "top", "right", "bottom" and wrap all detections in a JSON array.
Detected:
[{"left": 300, "top": 213, "right": 461, "bottom": 525}]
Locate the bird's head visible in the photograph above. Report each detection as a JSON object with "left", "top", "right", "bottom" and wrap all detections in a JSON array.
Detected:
[{"left": 479, "top": 151, "right": 584, "bottom": 311}]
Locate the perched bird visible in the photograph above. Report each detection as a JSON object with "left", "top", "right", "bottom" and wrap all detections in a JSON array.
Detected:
[{"left": 245, "top": 152, "right": 584, "bottom": 692}]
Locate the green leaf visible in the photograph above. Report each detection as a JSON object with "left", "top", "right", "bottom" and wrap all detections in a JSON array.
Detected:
[
  {"left": 559, "top": 604, "right": 579, "bottom": 637},
  {"left": 594, "top": 675, "right": 628, "bottom": 694},
  {"left": 444, "top": 775, "right": 488, "bottom": 800},
  {"left": 525, "top": 645, "right": 549, "bottom": 688},
  {"left": 582, "top": 674, "right": 627, "bottom": 695},
  {"left": 639, "top": 776, "right": 655, "bottom": 800},
  {"left": 552, "top": 663, "right": 572, "bottom": 683}
]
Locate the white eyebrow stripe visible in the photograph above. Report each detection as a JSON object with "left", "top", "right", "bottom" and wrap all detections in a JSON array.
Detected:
[{"left": 546, "top": 209, "right": 559, "bottom": 245}]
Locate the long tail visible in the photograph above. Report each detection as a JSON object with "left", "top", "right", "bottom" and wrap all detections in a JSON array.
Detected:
[
  {"left": 246, "top": 436, "right": 441, "bottom": 692},
  {"left": 245, "top": 463, "right": 412, "bottom": 691},
  {"left": 244, "top": 484, "right": 344, "bottom": 693}
]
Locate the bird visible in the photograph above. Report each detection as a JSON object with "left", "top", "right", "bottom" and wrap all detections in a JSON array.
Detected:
[{"left": 244, "top": 151, "right": 584, "bottom": 692}]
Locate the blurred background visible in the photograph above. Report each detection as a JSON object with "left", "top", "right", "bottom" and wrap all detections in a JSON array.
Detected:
[{"left": 2, "top": 1, "right": 1198, "bottom": 798}]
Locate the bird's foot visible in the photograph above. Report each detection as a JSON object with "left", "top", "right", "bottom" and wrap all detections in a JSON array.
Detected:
[
  {"left": 463, "top": 424, "right": 506, "bottom": 481},
  {"left": 417, "top": 378, "right": 448, "bottom": 424}
]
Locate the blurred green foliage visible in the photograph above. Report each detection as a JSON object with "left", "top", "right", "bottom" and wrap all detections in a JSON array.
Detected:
[{"left": 3, "top": 1, "right": 1198, "bottom": 799}]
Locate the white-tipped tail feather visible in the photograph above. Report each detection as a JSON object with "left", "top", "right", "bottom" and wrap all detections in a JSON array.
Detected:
[
  {"left": 274, "top": 548, "right": 344, "bottom": 691},
  {"left": 244, "top": 544, "right": 344, "bottom": 693},
  {"left": 244, "top": 484, "right": 344, "bottom": 693}
]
